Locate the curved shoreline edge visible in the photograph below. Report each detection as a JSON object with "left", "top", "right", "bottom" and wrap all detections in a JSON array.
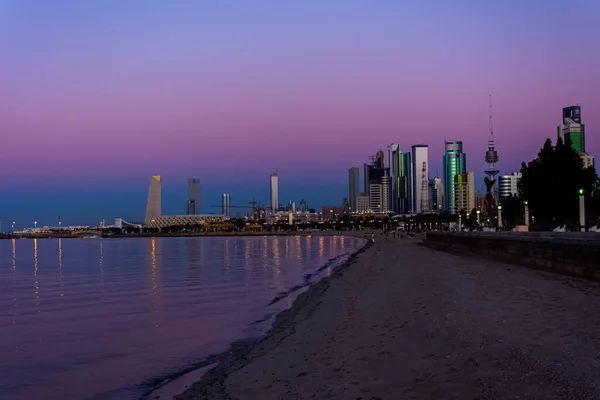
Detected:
[{"left": 166, "top": 237, "right": 372, "bottom": 400}]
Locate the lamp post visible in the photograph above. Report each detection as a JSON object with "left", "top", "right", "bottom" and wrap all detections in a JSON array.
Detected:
[
  {"left": 34, "top": 221, "right": 37, "bottom": 229},
  {"left": 458, "top": 214, "right": 462, "bottom": 231},
  {"left": 476, "top": 210, "right": 480, "bottom": 225},
  {"left": 524, "top": 200, "right": 529, "bottom": 228},
  {"left": 497, "top": 205, "right": 502, "bottom": 229},
  {"left": 12, "top": 222, "right": 15, "bottom": 234},
  {"left": 579, "top": 189, "right": 585, "bottom": 232}
]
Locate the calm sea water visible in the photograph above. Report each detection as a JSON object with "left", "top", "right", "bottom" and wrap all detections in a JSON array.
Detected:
[{"left": 0, "top": 235, "right": 364, "bottom": 400}]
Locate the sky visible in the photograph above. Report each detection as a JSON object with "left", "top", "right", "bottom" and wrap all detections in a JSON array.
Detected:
[{"left": 1, "top": 0, "right": 599, "bottom": 226}]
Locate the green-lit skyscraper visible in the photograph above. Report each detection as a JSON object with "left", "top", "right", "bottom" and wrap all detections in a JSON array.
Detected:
[
  {"left": 558, "top": 106, "right": 585, "bottom": 153},
  {"left": 443, "top": 141, "right": 466, "bottom": 213}
]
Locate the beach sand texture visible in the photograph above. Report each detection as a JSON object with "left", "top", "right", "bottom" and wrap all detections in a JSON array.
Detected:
[{"left": 177, "top": 234, "right": 600, "bottom": 399}]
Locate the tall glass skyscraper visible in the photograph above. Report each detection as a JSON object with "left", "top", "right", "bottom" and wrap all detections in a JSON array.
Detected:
[
  {"left": 412, "top": 145, "right": 429, "bottom": 214},
  {"left": 187, "top": 178, "right": 201, "bottom": 215},
  {"left": 399, "top": 151, "right": 412, "bottom": 214},
  {"left": 348, "top": 167, "right": 359, "bottom": 213},
  {"left": 388, "top": 145, "right": 413, "bottom": 214},
  {"left": 443, "top": 141, "right": 466, "bottom": 213},
  {"left": 558, "top": 106, "right": 586, "bottom": 154},
  {"left": 270, "top": 173, "right": 279, "bottom": 212},
  {"left": 145, "top": 175, "right": 162, "bottom": 225}
]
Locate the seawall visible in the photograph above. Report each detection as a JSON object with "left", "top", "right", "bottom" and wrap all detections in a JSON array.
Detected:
[{"left": 423, "top": 231, "right": 600, "bottom": 280}]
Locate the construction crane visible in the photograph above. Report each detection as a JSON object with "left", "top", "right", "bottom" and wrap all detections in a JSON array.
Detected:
[{"left": 209, "top": 200, "right": 265, "bottom": 220}]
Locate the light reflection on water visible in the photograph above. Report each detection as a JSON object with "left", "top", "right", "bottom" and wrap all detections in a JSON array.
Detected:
[{"left": 0, "top": 235, "right": 364, "bottom": 400}]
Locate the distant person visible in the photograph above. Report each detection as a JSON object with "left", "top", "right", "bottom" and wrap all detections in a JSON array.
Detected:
[{"left": 371, "top": 233, "right": 375, "bottom": 243}]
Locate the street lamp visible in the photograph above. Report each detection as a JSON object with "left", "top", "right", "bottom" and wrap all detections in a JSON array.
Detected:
[
  {"left": 497, "top": 205, "right": 503, "bottom": 229},
  {"left": 579, "top": 189, "right": 585, "bottom": 232},
  {"left": 524, "top": 200, "right": 529, "bottom": 228},
  {"left": 476, "top": 210, "right": 480, "bottom": 225},
  {"left": 12, "top": 221, "right": 15, "bottom": 234},
  {"left": 34, "top": 221, "right": 37, "bottom": 229}
]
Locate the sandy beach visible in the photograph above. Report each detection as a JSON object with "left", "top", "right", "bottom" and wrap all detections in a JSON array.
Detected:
[{"left": 176, "top": 233, "right": 600, "bottom": 400}]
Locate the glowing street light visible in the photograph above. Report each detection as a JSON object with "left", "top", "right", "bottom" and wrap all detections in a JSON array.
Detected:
[
  {"left": 579, "top": 188, "right": 585, "bottom": 232},
  {"left": 34, "top": 221, "right": 37, "bottom": 229},
  {"left": 497, "top": 205, "right": 503, "bottom": 229},
  {"left": 524, "top": 200, "right": 530, "bottom": 228}
]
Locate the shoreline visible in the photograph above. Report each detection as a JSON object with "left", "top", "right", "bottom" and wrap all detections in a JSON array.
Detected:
[
  {"left": 1, "top": 230, "right": 356, "bottom": 240},
  {"left": 139, "top": 234, "right": 371, "bottom": 400}
]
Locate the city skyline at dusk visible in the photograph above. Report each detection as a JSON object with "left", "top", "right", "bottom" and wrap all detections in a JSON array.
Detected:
[{"left": 2, "top": 0, "right": 599, "bottom": 225}]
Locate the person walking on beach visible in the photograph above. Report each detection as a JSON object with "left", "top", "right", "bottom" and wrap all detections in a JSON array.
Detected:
[{"left": 371, "top": 233, "right": 375, "bottom": 243}]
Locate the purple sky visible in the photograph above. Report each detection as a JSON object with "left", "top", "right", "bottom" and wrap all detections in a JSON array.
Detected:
[{"left": 1, "top": 0, "right": 599, "bottom": 225}]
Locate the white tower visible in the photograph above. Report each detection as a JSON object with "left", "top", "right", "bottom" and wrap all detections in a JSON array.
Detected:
[
  {"left": 270, "top": 173, "right": 279, "bottom": 212},
  {"left": 145, "top": 175, "right": 162, "bottom": 225}
]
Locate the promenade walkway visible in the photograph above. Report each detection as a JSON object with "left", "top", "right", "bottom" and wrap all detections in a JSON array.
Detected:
[{"left": 179, "top": 235, "right": 600, "bottom": 399}]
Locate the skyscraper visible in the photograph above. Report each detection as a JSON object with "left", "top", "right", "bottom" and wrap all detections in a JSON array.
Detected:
[
  {"left": 455, "top": 171, "right": 475, "bottom": 213},
  {"left": 348, "top": 167, "right": 359, "bottom": 214},
  {"left": 222, "top": 193, "right": 230, "bottom": 217},
  {"left": 270, "top": 173, "right": 279, "bottom": 212},
  {"left": 429, "top": 177, "right": 443, "bottom": 211},
  {"left": 442, "top": 141, "right": 466, "bottom": 213},
  {"left": 389, "top": 144, "right": 401, "bottom": 213},
  {"left": 558, "top": 106, "right": 586, "bottom": 154},
  {"left": 498, "top": 172, "right": 521, "bottom": 199},
  {"left": 380, "top": 174, "right": 392, "bottom": 214},
  {"left": 412, "top": 144, "right": 429, "bottom": 214},
  {"left": 187, "top": 178, "right": 201, "bottom": 215},
  {"left": 398, "top": 151, "right": 412, "bottom": 214},
  {"left": 145, "top": 175, "right": 162, "bottom": 225},
  {"left": 369, "top": 183, "right": 383, "bottom": 213}
]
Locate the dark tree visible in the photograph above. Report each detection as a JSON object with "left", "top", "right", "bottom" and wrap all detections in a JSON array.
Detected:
[
  {"left": 518, "top": 137, "right": 598, "bottom": 227},
  {"left": 499, "top": 194, "right": 524, "bottom": 228}
]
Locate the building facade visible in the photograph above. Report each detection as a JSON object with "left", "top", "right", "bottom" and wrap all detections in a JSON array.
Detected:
[
  {"left": 356, "top": 196, "right": 370, "bottom": 214},
  {"left": 321, "top": 206, "right": 343, "bottom": 220},
  {"left": 146, "top": 214, "right": 226, "bottom": 229},
  {"left": 498, "top": 172, "right": 521, "bottom": 199},
  {"left": 582, "top": 153, "right": 595, "bottom": 169},
  {"left": 270, "top": 173, "right": 279, "bottom": 212},
  {"left": 411, "top": 145, "right": 429, "bottom": 214},
  {"left": 380, "top": 175, "right": 392, "bottom": 214},
  {"left": 558, "top": 106, "right": 586, "bottom": 154},
  {"left": 221, "top": 193, "right": 230, "bottom": 217},
  {"left": 455, "top": 171, "right": 475, "bottom": 214},
  {"left": 442, "top": 141, "right": 466, "bottom": 213},
  {"left": 348, "top": 167, "right": 360, "bottom": 213},
  {"left": 398, "top": 151, "right": 412, "bottom": 214},
  {"left": 369, "top": 184, "right": 383, "bottom": 213},
  {"left": 187, "top": 178, "right": 201, "bottom": 215},
  {"left": 145, "top": 175, "right": 162, "bottom": 225},
  {"left": 429, "top": 177, "right": 443, "bottom": 211}
]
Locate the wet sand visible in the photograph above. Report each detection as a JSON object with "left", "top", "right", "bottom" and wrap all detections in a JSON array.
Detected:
[{"left": 177, "top": 233, "right": 600, "bottom": 399}]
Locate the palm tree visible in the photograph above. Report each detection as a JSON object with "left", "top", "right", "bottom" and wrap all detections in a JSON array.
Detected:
[{"left": 483, "top": 176, "right": 496, "bottom": 216}]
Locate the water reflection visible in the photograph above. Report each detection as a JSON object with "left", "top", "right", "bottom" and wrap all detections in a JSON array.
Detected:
[
  {"left": 33, "top": 239, "right": 39, "bottom": 312},
  {"left": 12, "top": 239, "right": 17, "bottom": 324},
  {"left": 224, "top": 239, "right": 231, "bottom": 271},
  {"left": 149, "top": 238, "right": 163, "bottom": 326},
  {"left": 58, "top": 239, "right": 64, "bottom": 298},
  {"left": 272, "top": 236, "right": 281, "bottom": 269},
  {"left": 99, "top": 239, "right": 105, "bottom": 300},
  {"left": 319, "top": 236, "right": 324, "bottom": 258},
  {"left": 0, "top": 235, "right": 364, "bottom": 400},
  {"left": 295, "top": 236, "right": 301, "bottom": 260}
]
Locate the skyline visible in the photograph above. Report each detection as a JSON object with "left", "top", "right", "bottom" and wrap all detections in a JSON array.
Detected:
[{"left": 2, "top": 0, "right": 599, "bottom": 225}]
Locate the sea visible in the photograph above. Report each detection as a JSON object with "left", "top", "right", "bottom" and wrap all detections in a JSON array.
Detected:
[{"left": 0, "top": 235, "right": 365, "bottom": 400}]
